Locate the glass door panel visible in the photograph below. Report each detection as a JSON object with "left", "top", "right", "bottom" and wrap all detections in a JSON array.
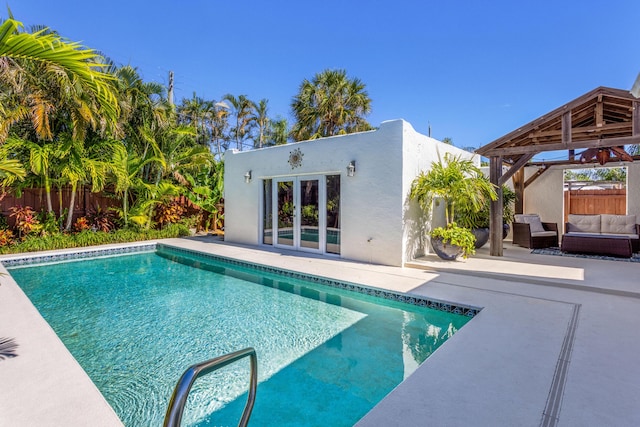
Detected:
[
  {"left": 299, "top": 179, "right": 319, "bottom": 250},
  {"left": 262, "top": 179, "right": 273, "bottom": 244},
  {"left": 275, "top": 180, "right": 294, "bottom": 247},
  {"left": 326, "top": 175, "right": 340, "bottom": 254}
]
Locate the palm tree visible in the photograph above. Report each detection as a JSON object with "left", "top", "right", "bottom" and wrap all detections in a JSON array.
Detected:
[
  {"left": 114, "top": 65, "right": 169, "bottom": 150},
  {"left": 0, "top": 142, "right": 26, "bottom": 187},
  {"left": 410, "top": 153, "right": 497, "bottom": 226},
  {"left": 0, "top": 17, "right": 119, "bottom": 139},
  {"left": 207, "top": 101, "right": 230, "bottom": 159},
  {"left": 290, "top": 69, "right": 373, "bottom": 141},
  {"left": 178, "top": 93, "right": 210, "bottom": 146},
  {"left": 250, "top": 99, "right": 269, "bottom": 148},
  {"left": 266, "top": 117, "right": 289, "bottom": 146},
  {"left": 110, "top": 143, "right": 164, "bottom": 226},
  {"left": 223, "top": 94, "right": 254, "bottom": 150},
  {"left": 57, "top": 137, "right": 115, "bottom": 230},
  {"left": 3, "top": 137, "right": 57, "bottom": 212}
]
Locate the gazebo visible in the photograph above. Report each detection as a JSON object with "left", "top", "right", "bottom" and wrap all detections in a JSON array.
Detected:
[{"left": 475, "top": 86, "right": 640, "bottom": 256}]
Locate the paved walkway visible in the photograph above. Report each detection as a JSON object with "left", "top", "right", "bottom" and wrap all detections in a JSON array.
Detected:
[{"left": 1, "top": 237, "right": 639, "bottom": 426}]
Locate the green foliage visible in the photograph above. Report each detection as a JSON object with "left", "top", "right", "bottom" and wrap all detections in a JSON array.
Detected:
[
  {"left": 430, "top": 223, "right": 476, "bottom": 258},
  {"left": 456, "top": 185, "right": 516, "bottom": 228},
  {"left": 290, "top": 69, "right": 372, "bottom": 141},
  {"left": 410, "top": 153, "right": 497, "bottom": 227},
  {"left": 0, "top": 17, "right": 120, "bottom": 128},
  {"left": 0, "top": 223, "right": 190, "bottom": 254},
  {"left": 564, "top": 167, "right": 627, "bottom": 182},
  {"left": 301, "top": 204, "right": 319, "bottom": 223},
  {"left": 37, "top": 210, "right": 63, "bottom": 235}
]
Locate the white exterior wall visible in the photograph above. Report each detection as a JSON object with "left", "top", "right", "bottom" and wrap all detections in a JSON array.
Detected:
[
  {"left": 224, "top": 119, "right": 473, "bottom": 266},
  {"left": 627, "top": 163, "right": 640, "bottom": 216},
  {"left": 523, "top": 166, "right": 565, "bottom": 228}
]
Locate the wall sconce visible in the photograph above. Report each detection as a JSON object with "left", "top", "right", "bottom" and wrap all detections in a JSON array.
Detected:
[
  {"left": 347, "top": 161, "right": 356, "bottom": 177},
  {"left": 244, "top": 170, "right": 252, "bottom": 183}
]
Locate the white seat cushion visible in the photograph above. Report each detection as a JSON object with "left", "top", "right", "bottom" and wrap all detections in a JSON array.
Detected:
[
  {"left": 567, "top": 214, "right": 601, "bottom": 233},
  {"left": 601, "top": 214, "right": 636, "bottom": 235},
  {"left": 531, "top": 231, "right": 557, "bottom": 237}
]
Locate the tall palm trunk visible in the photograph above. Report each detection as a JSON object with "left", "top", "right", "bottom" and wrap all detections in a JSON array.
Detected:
[
  {"left": 122, "top": 188, "right": 129, "bottom": 226},
  {"left": 44, "top": 175, "right": 53, "bottom": 213},
  {"left": 64, "top": 182, "right": 77, "bottom": 231}
]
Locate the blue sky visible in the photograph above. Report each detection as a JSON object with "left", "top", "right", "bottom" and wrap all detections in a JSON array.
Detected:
[{"left": 9, "top": 1, "right": 640, "bottom": 156}]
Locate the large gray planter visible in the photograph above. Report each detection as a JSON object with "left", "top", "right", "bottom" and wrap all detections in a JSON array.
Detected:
[
  {"left": 431, "top": 237, "right": 464, "bottom": 260},
  {"left": 472, "top": 228, "right": 490, "bottom": 248}
]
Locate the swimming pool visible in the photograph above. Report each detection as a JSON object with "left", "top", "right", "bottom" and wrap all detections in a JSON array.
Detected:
[{"left": 7, "top": 244, "right": 476, "bottom": 426}]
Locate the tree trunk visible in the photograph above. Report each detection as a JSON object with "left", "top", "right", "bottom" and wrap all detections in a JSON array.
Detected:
[
  {"left": 65, "top": 183, "right": 77, "bottom": 231},
  {"left": 123, "top": 188, "right": 129, "bottom": 226},
  {"left": 44, "top": 176, "right": 53, "bottom": 213}
]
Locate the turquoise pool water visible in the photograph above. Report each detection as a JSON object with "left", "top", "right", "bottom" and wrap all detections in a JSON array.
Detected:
[{"left": 8, "top": 246, "right": 472, "bottom": 426}]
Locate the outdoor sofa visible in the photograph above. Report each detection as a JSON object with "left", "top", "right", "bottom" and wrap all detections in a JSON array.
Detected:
[
  {"left": 512, "top": 214, "right": 559, "bottom": 249},
  {"left": 561, "top": 214, "right": 640, "bottom": 257}
]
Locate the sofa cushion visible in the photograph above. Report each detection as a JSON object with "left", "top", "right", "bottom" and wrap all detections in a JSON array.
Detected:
[
  {"left": 531, "top": 231, "right": 557, "bottom": 237},
  {"left": 601, "top": 214, "right": 636, "bottom": 235},
  {"left": 567, "top": 214, "right": 601, "bottom": 233},
  {"left": 515, "top": 214, "right": 546, "bottom": 233}
]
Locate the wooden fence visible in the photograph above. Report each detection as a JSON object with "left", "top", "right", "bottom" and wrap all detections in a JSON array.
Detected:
[
  {"left": 563, "top": 189, "right": 626, "bottom": 224},
  {"left": 0, "top": 187, "right": 120, "bottom": 228},
  {"left": 0, "top": 188, "right": 222, "bottom": 231}
]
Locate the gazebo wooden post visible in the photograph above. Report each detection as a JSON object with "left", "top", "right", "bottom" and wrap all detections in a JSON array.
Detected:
[
  {"left": 489, "top": 156, "right": 504, "bottom": 256},
  {"left": 513, "top": 168, "right": 525, "bottom": 214}
]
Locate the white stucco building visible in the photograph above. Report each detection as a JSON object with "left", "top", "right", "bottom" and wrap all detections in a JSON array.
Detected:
[{"left": 224, "top": 119, "right": 476, "bottom": 266}]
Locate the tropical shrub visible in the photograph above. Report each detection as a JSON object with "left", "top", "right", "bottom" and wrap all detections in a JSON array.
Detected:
[
  {"left": 0, "top": 229, "right": 14, "bottom": 246},
  {"left": 154, "top": 200, "right": 186, "bottom": 228},
  {"left": 0, "top": 223, "right": 191, "bottom": 254},
  {"left": 74, "top": 217, "right": 91, "bottom": 232},
  {"left": 37, "top": 210, "right": 64, "bottom": 235},
  {"left": 9, "top": 206, "right": 42, "bottom": 238},
  {"left": 87, "top": 207, "right": 118, "bottom": 232},
  {"left": 410, "top": 153, "right": 497, "bottom": 259}
]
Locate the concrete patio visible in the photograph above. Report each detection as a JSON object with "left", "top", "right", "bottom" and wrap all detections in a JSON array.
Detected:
[{"left": 1, "top": 237, "right": 639, "bottom": 426}]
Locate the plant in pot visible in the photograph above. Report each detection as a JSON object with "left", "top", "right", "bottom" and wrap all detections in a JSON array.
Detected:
[
  {"left": 456, "top": 184, "right": 514, "bottom": 247},
  {"left": 410, "top": 153, "right": 497, "bottom": 259}
]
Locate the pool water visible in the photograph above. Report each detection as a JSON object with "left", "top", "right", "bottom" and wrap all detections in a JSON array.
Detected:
[{"left": 8, "top": 247, "right": 471, "bottom": 426}]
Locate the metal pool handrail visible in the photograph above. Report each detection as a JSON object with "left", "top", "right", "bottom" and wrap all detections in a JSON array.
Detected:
[{"left": 163, "top": 347, "right": 258, "bottom": 427}]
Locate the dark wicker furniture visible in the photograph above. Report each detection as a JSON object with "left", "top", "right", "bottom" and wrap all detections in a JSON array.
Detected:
[
  {"left": 561, "top": 234, "right": 633, "bottom": 258},
  {"left": 513, "top": 221, "right": 559, "bottom": 249}
]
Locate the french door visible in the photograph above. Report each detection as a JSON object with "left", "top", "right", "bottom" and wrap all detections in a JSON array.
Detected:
[{"left": 273, "top": 176, "right": 323, "bottom": 252}]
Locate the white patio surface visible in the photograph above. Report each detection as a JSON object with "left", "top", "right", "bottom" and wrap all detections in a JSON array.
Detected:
[{"left": 1, "top": 236, "right": 639, "bottom": 426}]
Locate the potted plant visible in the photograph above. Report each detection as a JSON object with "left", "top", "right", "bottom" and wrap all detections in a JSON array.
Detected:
[
  {"left": 410, "top": 153, "right": 497, "bottom": 259},
  {"left": 456, "top": 184, "right": 515, "bottom": 247}
]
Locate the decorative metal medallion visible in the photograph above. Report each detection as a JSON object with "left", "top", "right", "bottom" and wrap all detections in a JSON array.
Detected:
[{"left": 288, "top": 148, "right": 304, "bottom": 169}]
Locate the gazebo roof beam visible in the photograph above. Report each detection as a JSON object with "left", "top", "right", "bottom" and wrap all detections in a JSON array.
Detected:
[
  {"left": 480, "top": 134, "right": 640, "bottom": 157},
  {"left": 526, "top": 122, "right": 632, "bottom": 140}
]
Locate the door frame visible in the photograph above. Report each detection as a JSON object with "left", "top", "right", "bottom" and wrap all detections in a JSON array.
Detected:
[{"left": 272, "top": 175, "right": 326, "bottom": 253}]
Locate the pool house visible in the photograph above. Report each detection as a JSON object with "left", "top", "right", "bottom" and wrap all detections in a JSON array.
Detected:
[{"left": 223, "top": 119, "right": 475, "bottom": 266}]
